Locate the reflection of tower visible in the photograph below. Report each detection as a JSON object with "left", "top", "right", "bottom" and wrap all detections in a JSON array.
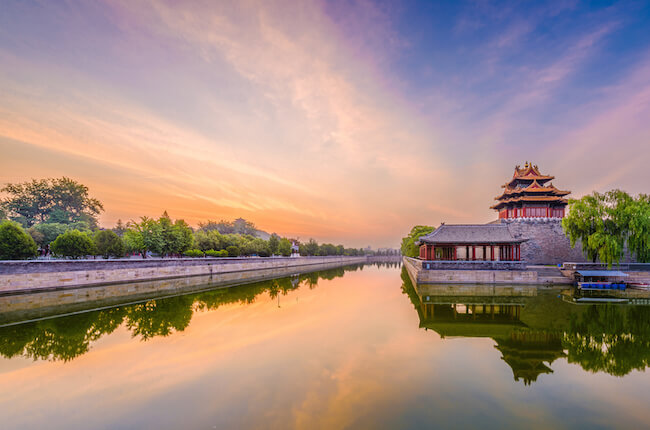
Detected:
[
  {"left": 417, "top": 296, "right": 564, "bottom": 385},
  {"left": 493, "top": 332, "right": 566, "bottom": 386}
]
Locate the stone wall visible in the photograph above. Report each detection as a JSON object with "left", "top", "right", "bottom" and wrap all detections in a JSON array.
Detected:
[
  {"left": 403, "top": 257, "right": 539, "bottom": 285},
  {"left": 0, "top": 256, "right": 367, "bottom": 294},
  {"left": 0, "top": 259, "right": 363, "bottom": 324},
  {"left": 501, "top": 218, "right": 587, "bottom": 265}
]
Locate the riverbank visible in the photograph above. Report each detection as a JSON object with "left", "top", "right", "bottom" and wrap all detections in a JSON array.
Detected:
[{"left": 0, "top": 256, "right": 367, "bottom": 295}]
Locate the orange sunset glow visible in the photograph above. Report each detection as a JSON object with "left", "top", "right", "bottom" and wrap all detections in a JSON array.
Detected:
[{"left": 2, "top": 1, "right": 650, "bottom": 247}]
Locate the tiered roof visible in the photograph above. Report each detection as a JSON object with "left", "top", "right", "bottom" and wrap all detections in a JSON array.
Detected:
[{"left": 491, "top": 162, "right": 570, "bottom": 210}]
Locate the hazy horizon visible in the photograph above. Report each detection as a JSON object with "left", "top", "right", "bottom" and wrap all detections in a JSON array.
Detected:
[{"left": 2, "top": 1, "right": 650, "bottom": 248}]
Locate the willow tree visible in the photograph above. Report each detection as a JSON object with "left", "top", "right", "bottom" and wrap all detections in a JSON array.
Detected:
[
  {"left": 563, "top": 190, "right": 650, "bottom": 266},
  {"left": 562, "top": 190, "right": 631, "bottom": 266},
  {"left": 627, "top": 194, "right": 650, "bottom": 263}
]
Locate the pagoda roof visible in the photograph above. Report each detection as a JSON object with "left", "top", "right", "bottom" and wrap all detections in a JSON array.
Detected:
[
  {"left": 503, "top": 163, "right": 554, "bottom": 188},
  {"left": 495, "top": 180, "right": 570, "bottom": 201},
  {"left": 418, "top": 224, "right": 525, "bottom": 244},
  {"left": 491, "top": 196, "right": 568, "bottom": 209}
]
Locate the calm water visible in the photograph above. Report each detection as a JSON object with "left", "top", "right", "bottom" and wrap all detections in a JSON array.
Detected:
[{"left": 1, "top": 263, "right": 650, "bottom": 429}]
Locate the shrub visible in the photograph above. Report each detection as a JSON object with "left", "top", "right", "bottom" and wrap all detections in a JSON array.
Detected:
[
  {"left": 51, "top": 230, "right": 95, "bottom": 259},
  {"left": 226, "top": 245, "right": 240, "bottom": 257},
  {"left": 183, "top": 249, "right": 204, "bottom": 258},
  {"left": 94, "top": 230, "right": 125, "bottom": 259},
  {"left": 0, "top": 220, "right": 38, "bottom": 260},
  {"left": 205, "top": 249, "right": 228, "bottom": 257}
]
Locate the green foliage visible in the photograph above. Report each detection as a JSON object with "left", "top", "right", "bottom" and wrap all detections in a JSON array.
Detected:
[
  {"left": 301, "top": 239, "right": 319, "bottom": 256},
  {"left": 0, "top": 177, "right": 103, "bottom": 228},
  {"left": 268, "top": 233, "right": 280, "bottom": 255},
  {"left": 124, "top": 216, "right": 162, "bottom": 257},
  {"left": 627, "top": 194, "right": 650, "bottom": 263},
  {"left": 113, "top": 219, "right": 127, "bottom": 237},
  {"left": 278, "top": 238, "right": 292, "bottom": 256},
  {"left": 194, "top": 230, "right": 223, "bottom": 252},
  {"left": 563, "top": 190, "right": 650, "bottom": 265},
  {"left": 50, "top": 230, "right": 95, "bottom": 259},
  {"left": 183, "top": 249, "right": 204, "bottom": 257},
  {"left": 401, "top": 225, "right": 435, "bottom": 257},
  {"left": 205, "top": 249, "right": 228, "bottom": 257},
  {"left": 198, "top": 217, "right": 258, "bottom": 235},
  {"left": 123, "top": 213, "right": 193, "bottom": 257},
  {"left": 93, "top": 230, "right": 125, "bottom": 259},
  {"left": 26, "top": 222, "right": 68, "bottom": 247},
  {"left": 0, "top": 220, "right": 38, "bottom": 260},
  {"left": 226, "top": 245, "right": 240, "bottom": 257}
]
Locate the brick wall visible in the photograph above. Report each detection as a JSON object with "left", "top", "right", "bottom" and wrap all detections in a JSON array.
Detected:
[{"left": 500, "top": 218, "right": 587, "bottom": 265}]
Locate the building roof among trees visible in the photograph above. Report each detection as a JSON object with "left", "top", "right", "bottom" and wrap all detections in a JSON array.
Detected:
[{"left": 418, "top": 224, "right": 526, "bottom": 244}]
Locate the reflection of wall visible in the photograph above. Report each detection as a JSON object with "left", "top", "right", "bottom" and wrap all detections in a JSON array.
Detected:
[
  {"left": 0, "top": 260, "right": 363, "bottom": 324},
  {"left": 0, "top": 256, "right": 367, "bottom": 293}
]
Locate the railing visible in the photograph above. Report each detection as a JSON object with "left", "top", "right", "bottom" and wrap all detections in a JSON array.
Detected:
[
  {"left": 562, "top": 262, "right": 650, "bottom": 272},
  {"left": 419, "top": 260, "right": 527, "bottom": 270}
]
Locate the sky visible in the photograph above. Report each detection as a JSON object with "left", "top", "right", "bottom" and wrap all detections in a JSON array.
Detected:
[{"left": 1, "top": 0, "right": 650, "bottom": 248}]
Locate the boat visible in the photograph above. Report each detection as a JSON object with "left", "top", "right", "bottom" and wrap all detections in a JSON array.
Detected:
[
  {"left": 628, "top": 282, "right": 650, "bottom": 291},
  {"left": 575, "top": 270, "right": 628, "bottom": 291}
]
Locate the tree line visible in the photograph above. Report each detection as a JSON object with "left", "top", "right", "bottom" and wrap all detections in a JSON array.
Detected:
[{"left": 0, "top": 177, "right": 369, "bottom": 260}]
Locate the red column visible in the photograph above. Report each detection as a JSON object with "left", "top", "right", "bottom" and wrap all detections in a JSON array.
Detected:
[
  {"left": 491, "top": 245, "right": 494, "bottom": 261},
  {"left": 472, "top": 246, "right": 475, "bottom": 261},
  {"left": 453, "top": 246, "right": 457, "bottom": 260}
]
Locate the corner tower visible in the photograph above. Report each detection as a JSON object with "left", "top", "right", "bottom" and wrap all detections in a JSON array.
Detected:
[{"left": 491, "top": 162, "right": 570, "bottom": 219}]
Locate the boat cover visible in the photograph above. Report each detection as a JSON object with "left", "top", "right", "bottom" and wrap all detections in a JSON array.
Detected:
[{"left": 576, "top": 270, "right": 628, "bottom": 277}]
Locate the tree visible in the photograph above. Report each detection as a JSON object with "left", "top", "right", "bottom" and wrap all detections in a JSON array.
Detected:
[
  {"left": 94, "top": 230, "right": 125, "bottom": 259},
  {"left": 193, "top": 230, "right": 223, "bottom": 252},
  {"left": 124, "top": 217, "right": 163, "bottom": 257},
  {"left": 278, "top": 238, "right": 292, "bottom": 257},
  {"left": 226, "top": 245, "right": 240, "bottom": 257},
  {"left": 302, "top": 239, "right": 319, "bottom": 256},
  {"left": 1, "top": 177, "right": 103, "bottom": 227},
  {"left": 50, "top": 230, "right": 95, "bottom": 259},
  {"left": 26, "top": 223, "right": 68, "bottom": 247},
  {"left": 627, "top": 195, "right": 650, "bottom": 263},
  {"left": 268, "top": 233, "right": 280, "bottom": 255},
  {"left": 0, "top": 221, "right": 38, "bottom": 260},
  {"left": 562, "top": 190, "right": 631, "bottom": 266},
  {"left": 401, "top": 225, "right": 435, "bottom": 257},
  {"left": 113, "top": 219, "right": 127, "bottom": 237}
]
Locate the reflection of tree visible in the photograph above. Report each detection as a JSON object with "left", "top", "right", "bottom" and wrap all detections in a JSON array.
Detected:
[
  {"left": 564, "top": 305, "right": 650, "bottom": 376},
  {"left": 0, "top": 264, "right": 361, "bottom": 362},
  {"left": 0, "top": 308, "right": 125, "bottom": 361},
  {"left": 398, "top": 267, "right": 650, "bottom": 381},
  {"left": 125, "top": 296, "right": 194, "bottom": 340}
]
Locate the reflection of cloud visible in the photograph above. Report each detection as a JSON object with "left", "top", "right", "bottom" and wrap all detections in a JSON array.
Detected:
[{"left": 3, "top": 268, "right": 650, "bottom": 428}]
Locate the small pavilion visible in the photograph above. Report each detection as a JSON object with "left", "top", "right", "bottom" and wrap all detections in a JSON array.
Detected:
[{"left": 417, "top": 224, "right": 526, "bottom": 261}]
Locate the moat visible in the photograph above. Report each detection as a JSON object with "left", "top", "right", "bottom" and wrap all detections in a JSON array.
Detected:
[{"left": 1, "top": 263, "right": 649, "bottom": 429}]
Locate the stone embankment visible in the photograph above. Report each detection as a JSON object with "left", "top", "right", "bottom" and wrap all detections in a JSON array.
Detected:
[
  {"left": 0, "top": 256, "right": 367, "bottom": 295},
  {"left": 403, "top": 257, "right": 572, "bottom": 286}
]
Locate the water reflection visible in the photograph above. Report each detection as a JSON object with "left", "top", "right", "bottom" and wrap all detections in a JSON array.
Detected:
[
  {"left": 401, "top": 268, "right": 650, "bottom": 383},
  {"left": 0, "top": 265, "right": 368, "bottom": 362}
]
